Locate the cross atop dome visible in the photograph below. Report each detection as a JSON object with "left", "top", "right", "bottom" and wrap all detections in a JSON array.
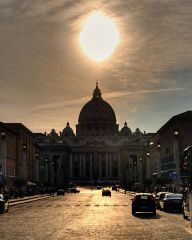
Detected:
[{"left": 93, "top": 82, "right": 102, "bottom": 99}]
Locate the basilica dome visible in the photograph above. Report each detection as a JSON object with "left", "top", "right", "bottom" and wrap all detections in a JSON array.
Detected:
[
  {"left": 76, "top": 84, "right": 118, "bottom": 136},
  {"left": 62, "top": 122, "right": 75, "bottom": 136},
  {"left": 120, "top": 122, "right": 132, "bottom": 136}
]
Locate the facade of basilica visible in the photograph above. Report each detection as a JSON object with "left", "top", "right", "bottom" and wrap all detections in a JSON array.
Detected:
[{"left": 35, "top": 84, "right": 152, "bottom": 187}]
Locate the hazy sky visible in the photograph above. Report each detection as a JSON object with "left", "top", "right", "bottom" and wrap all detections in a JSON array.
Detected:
[{"left": 0, "top": 0, "right": 192, "bottom": 134}]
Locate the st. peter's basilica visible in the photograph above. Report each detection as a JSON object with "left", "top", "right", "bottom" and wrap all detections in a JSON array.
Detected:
[{"left": 35, "top": 84, "right": 152, "bottom": 187}]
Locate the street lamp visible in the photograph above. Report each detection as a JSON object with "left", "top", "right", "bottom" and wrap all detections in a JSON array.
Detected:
[
  {"left": 157, "top": 143, "right": 161, "bottom": 149},
  {"left": 174, "top": 130, "right": 179, "bottom": 136},
  {"left": 156, "top": 142, "right": 161, "bottom": 178},
  {"left": 22, "top": 143, "right": 27, "bottom": 150},
  {"left": 173, "top": 129, "right": 180, "bottom": 192},
  {"left": 1, "top": 132, "right": 6, "bottom": 140},
  {"left": 146, "top": 151, "right": 151, "bottom": 180}
]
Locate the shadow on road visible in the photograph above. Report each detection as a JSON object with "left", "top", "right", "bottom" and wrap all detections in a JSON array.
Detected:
[{"left": 134, "top": 213, "right": 161, "bottom": 219}]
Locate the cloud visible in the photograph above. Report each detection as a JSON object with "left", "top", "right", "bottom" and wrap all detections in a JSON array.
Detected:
[
  {"left": 33, "top": 87, "right": 185, "bottom": 111},
  {"left": 0, "top": 0, "right": 192, "bottom": 132}
]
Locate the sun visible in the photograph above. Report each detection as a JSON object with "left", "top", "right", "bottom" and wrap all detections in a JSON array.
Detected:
[{"left": 79, "top": 12, "right": 120, "bottom": 62}]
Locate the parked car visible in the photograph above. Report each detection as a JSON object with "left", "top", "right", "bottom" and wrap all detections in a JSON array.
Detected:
[
  {"left": 112, "top": 185, "right": 119, "bottom": 191},
  {"left": 155, "top": 192, "right": 171, "bottom": 209},
  {"left": 159, "top": 193, "right": 183, "bottom": 212},
  {"left": 71, "top": 188, "right": 80, "bottom": 193},
  {"left": 57, "top": 189, "right": 65, "bottom": 196},
  {"left": 97, "top": 186, "right": 102, "bottom": 190},
  {"left": 183, "top": 192, "right": 190, "bottom": 220},
  {"left": 132, "top": 193, "right": 156, "bottom": 216},
  {"left": 102, "top": 189, "right": 111, "bottom": 197},
  {"left": 0, "top": 194, "right": 9, "bottom": 213}
]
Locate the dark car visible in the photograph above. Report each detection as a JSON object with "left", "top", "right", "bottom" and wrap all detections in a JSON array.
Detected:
[
  {"left": 71, "top": 188, "right": 80, "bottom": 193},
  {"left": 183, "top": 192, "right": 190, "bottom": 220},
  {"left": 132, "top": 193, "right": 156, "bottom": 216},
  {"left": 155, "top": 192, "right": 171, "bottom": 209},
  {"left": 159, "top": 193, "right": 183, "bottom": 212},
  {"left": 57, "top": 189, "right": 65, "bottom": 196},
  {"left": 0, "top": 194, "right": 9, "bottom": 213},
  {"left": 102, "top": 189, "right": 111, "bottom": 197},
  {"left": 97, "top": 186, "right": 102, "bottom": 190},
  {"left": 112, "top": 185, "right": 119, "bottom": 191}
]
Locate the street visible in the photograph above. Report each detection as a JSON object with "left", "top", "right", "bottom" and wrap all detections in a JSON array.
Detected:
[{"left": 1, "top": 187, "right": 192, "bottom": 240}]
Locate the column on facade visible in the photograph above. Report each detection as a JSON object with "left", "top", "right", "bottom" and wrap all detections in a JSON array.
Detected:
[
  {"left": 70, "top": 154, "right": 73, "bottom": 179},
  {"left": 106, "top": 153, "right": 108, "bottom": 179},
  {"left": 99, "top": 153, "right": 102, "bottom": 179},
  {"left": 108, "top": 153, "right": 111, "bottom": 178},
  {"left": 79, "top": 153, "right": 82, "bottom": 178},
  {"left": 118, "top": 153, "right": 120, "bottom": 178},
  {"left": 0, "top": 136, "right": 6, "bottom": 176},
  {"left": 83, "top": 154, "right": 85, "bottom": 178},
  {"left": 90, "top": 153, "right": 92, "bottom": 178},
  {"left": 146, "top": 155, "right": 151, "bottom": 179},
  {"left": 22, "top": 148, "right": 27, "bottom": 179},
  {"left": 45, "top": 161, "right": 48, "bottom": 183},
  {"left": 134, "top": 155, "right": 138, "bottom": 183}
]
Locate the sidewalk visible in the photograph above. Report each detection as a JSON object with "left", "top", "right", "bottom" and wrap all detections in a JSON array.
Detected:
[{"left": 9, "top": 194, "right": 51, "bottom": 206}]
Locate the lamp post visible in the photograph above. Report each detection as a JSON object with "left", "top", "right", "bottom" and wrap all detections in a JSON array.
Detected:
[
  {"left": 173, "top": 130, "right": 180, "bottom": 192},
  {"left": 156, "top": 142, "right": 161, "bottom": 178},
  {"left": 22, "top": 143, "right": 27, "bottom": 179},
  {"left": 44, "top": 157, "right": 49, "bottom": 184},
  {"left": 146, "top": 151, "right": 150, "bottom": 180},
  {"left": 132, "top": 160, "right": 137, "bottom": 190}
]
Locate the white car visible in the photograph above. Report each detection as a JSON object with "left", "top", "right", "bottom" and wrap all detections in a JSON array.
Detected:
[{"left": 0, "top": 194, "right": 9, "bottom": 213}]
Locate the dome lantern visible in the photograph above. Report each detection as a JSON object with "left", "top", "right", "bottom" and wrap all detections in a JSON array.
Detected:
[{"left": 93, "top": 83, "right": 102, "bottom": 99}]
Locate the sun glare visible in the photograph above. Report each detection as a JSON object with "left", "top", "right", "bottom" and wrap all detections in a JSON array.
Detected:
[{"left": 80, "top": 12, "right": 120, "bottom": 62}]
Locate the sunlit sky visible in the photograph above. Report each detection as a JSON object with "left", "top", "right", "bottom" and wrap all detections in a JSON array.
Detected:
[{"left": 0, "top": 0, "right": 192, "bottom": 134}]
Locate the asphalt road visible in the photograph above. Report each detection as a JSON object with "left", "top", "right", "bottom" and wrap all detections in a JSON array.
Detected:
[{"left": 0, "top": 187, "right": 192, "bottom": 240}]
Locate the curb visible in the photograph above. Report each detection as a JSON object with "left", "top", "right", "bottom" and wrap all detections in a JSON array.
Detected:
[{"left": 9, "top": 195, "right": 51, "bottom": 206}]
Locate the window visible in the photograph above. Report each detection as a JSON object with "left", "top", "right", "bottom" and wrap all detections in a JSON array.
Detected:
[
  {"left": 188, "top": 127, "right": 192, "bottom": 136},
  {"left": 112, "top": 167, "right": 118, "bottom": 178}
]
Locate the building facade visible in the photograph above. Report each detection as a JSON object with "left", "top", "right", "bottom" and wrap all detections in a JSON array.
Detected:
[
  {"left": 146, "top": 111, "right": 192, "bottom": 191},
  {"left": 0, "top": 122, "right": 17, "bottom": 189},
  {"left": 35, "top": 84, "right": 151, "bottom": 188},
  {"left": 1, "top": 86, "right": 191, "bottom": 192},
  {"left": 6, "top": 123, "right": 36, "bottom": 182}
]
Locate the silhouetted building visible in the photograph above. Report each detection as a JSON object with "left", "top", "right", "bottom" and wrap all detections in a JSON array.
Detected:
[
  {"left": 146, "top": 111, "right": 192, "bottom": 191},
  {"left": 35, "top": 84, "right": 151, "bottom": 188},
  {"left": 6, "top": 123, "right": 36, "bottom": 182},
  {"left": 0, "top": 122, "right": 17, "bottom": 188}
]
